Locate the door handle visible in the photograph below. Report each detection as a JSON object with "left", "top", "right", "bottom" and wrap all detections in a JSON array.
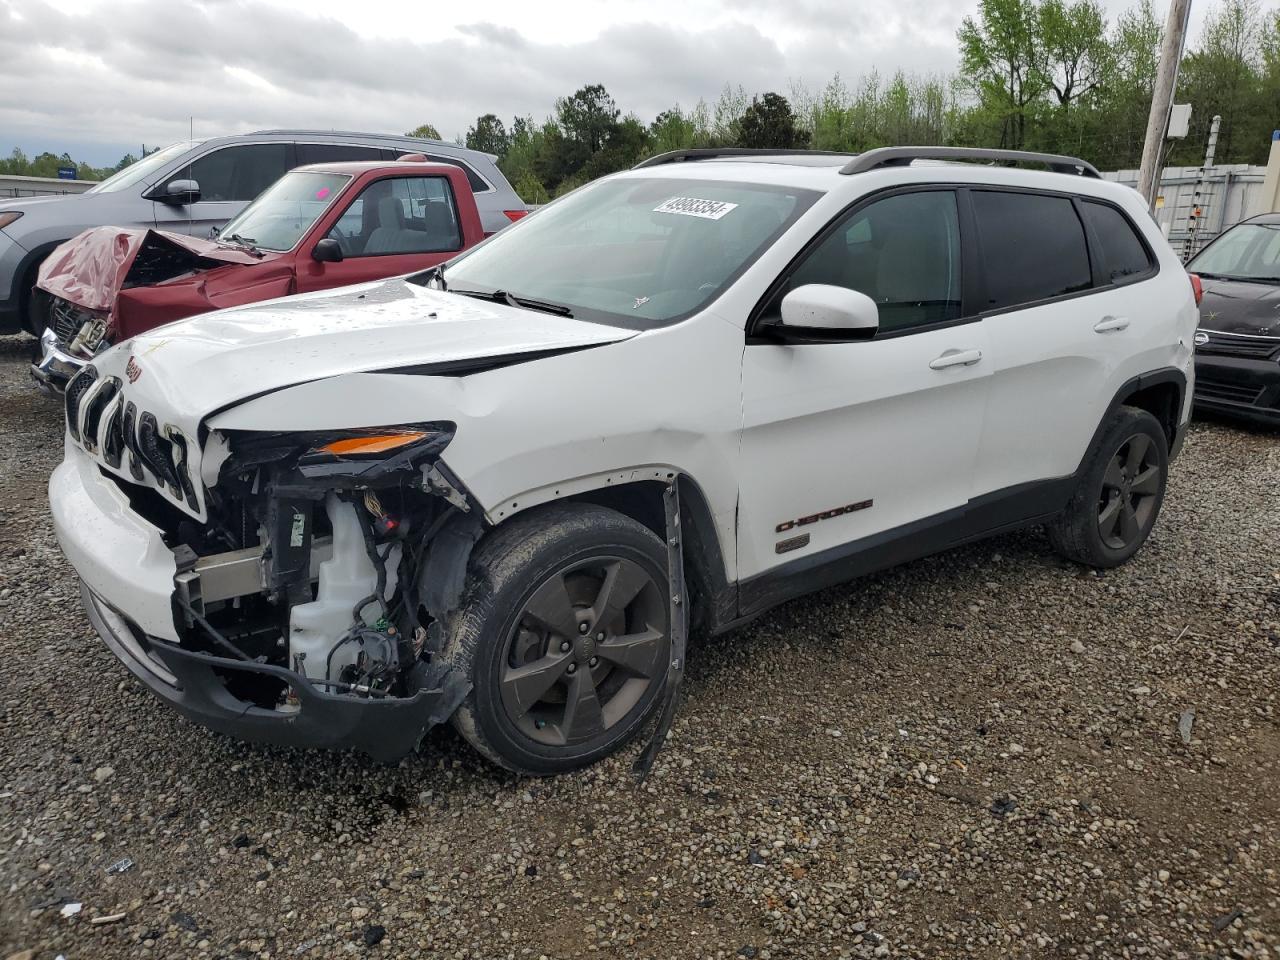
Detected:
[
  {"left": 1094, "top": 316, "right": 1130, "bottom": 333},
  {"left": 929, "top": 348, "right": 983, "bottom": 370}
]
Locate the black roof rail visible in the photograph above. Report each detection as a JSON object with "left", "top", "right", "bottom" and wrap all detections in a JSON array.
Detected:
[
  {"left": 840, "top": 146, "right": 1101, "bottom": 178},
  {"left": 633, "top": 148, "right": 853, "bottom": 170}
]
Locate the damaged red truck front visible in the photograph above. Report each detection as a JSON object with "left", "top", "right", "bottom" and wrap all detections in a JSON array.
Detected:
[{"left": 32, "top": 158, "right": 485, "bottom": 393}]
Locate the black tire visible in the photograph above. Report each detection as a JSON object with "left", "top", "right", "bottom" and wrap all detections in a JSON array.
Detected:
[
  {"left": 1047, "top": 405, "right": 1168, "bottom": 568},
  {"left": 20, "top": 265, "right": 49, "bottom": 337},
  {"left": 442, "top": 503, "right": 671, "bottom": 775}
]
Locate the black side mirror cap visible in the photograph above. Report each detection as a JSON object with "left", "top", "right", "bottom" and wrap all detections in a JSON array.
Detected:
[
  {"left": 312, "top": 238, "right": 344, "bottom": 263},
  {"left": 148, "top": 179, "right": 201, "bottom": 205}
]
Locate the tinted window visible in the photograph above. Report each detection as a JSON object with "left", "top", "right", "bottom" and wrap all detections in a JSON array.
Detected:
[
  {"left": 328, "top": 176, "right": 462, "bottom": 257},
  {"left": 1080, "top": 201, "right": 1153, "bottom": 282},
  {"left": 424, "top": 154, "right": 489, "bottom": 193},
  {"left": 973, "top": 191, "right": 1091, "bottom": 310},
  {"left": 774, "top": 190, "right": 962, "bottom": 333},
  {"left": 296, "top": 143, "right": 385, "bottom": 165},
  {"left": 168, "top": 143, "right": 290, "bottom": 202}
]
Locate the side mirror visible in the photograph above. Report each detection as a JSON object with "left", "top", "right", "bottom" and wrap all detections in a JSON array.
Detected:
[
  {"left": 312, "top": 238, "right": 344, "bottom": 263},
  {"left": 770, "top": 284, "right": 879, "bottom": 342},
  {"left": 153, "top": 179, "right": 201, "bottom": 205}
]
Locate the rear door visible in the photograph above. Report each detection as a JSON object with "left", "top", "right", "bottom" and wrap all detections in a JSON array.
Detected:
[
  {"left": 969, "top": 189, "right": 1156, "bottom": 497},
  {"left": 295, "top": 174, "right": 466, "bottom": 293},
  {"left": 736, "top": 187, "right": 991, "bottom": 581},
  {"left": 152, "top": 143, "right": 292, "bottom": 237}
]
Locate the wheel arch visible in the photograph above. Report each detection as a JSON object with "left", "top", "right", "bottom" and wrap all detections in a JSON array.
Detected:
[
  {"left": 12, "top": 240, "right": 66, "bottom": 334},
  {"left": 1079, "top": 368, "right": 1186, "bottom": 475},
  {"left": 484, "top": 473, "right": 737, "bottom": 636}
]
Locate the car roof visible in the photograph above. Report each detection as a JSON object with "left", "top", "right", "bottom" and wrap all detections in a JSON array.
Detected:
[
  {"left": 613, "top": 151, "right": 1135, "bottom": 204},
  {"left": 1242, "top": 212, "right": 1280, "bottom": 225},
  {"left": 291, "top": 160, "right": 470, "bottom": 177}
]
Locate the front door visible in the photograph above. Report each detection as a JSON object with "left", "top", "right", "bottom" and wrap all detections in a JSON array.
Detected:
[
  {"left": 737, "top": 188, "right": 991, "bottom": 582},
  {"left": 152, "top": 143, "right": 292, "bottom": 237},
  {"left": 296, "top": 174, "right": 466, "bottom": 293}
]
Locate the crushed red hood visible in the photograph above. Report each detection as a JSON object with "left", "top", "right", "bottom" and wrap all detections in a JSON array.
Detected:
[{"left": 36, "top": 226, "right": 270, "bottom": 314}]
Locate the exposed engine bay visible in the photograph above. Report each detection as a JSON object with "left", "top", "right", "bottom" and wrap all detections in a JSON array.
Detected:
[{"left": 142, "top": 423, "right": 478, "bottom": 740}]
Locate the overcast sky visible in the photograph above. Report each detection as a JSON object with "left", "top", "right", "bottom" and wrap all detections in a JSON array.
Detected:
[{"left": 1, "top": 0, "right": 1204, "bottom": 167}]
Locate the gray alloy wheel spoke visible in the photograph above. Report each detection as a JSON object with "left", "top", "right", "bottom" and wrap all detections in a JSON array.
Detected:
[
  {"left": 501, "top": 653, "right": 572, "bottom": 717},
  {"left": 1124, "top": 434, "right": 1151, "bottom": 474},
  {"left": 595, "top": 627, "right": 664, "bottom": 677},
  {"left": 591, "top": 560, "right": 650, "bottom": 629},
  {"left": 1102, "top": 458, "right": 1125, "bottom": 491},
  {"left": 1099, "top": 495, "right": 1123, "bottom": 539},
  {"left": 560, "top": 671, "right": 606, "bottom": 742},
  {"left": 1118, "top": 501, "right": 1141, "bottom": 544},
  {"left": 1131, "top": 464, "right": 1161, "bottom": 495},
  {"left": 522, "top": 573, "right": 581, "bottom": 640}
]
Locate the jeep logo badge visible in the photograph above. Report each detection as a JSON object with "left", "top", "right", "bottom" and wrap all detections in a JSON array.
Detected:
[
  {"left": 1193, "top": 331, "right": 1209, "bottom": 346},
  {"left": 125, "top": 356, "right": 142, "bottom": 383}
]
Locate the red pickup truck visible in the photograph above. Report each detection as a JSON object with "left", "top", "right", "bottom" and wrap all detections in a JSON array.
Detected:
[{"left": 32, "top": 156, "right": 490, "bottom": 392}]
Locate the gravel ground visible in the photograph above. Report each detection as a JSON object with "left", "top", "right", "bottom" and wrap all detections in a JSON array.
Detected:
[{"left": 0, "top": 332, "right": 1277, "bottom": 960}]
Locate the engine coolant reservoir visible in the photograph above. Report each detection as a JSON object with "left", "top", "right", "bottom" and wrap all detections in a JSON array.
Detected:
[{"left": 289, "top": 494, "right": 399, "bottom": 682}]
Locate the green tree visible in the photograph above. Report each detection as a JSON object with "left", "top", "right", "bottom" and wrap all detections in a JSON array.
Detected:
[
  {"left": 405, "top": 123, "right": 442, "bottom": 140},
  {"left": 736, "top": 93, "right": 810, "bottom": 149},
  {"left": 958, "top": 0, "right": 1050, "bottom": 148},
  {"left": 1041, "top": 0, "right": 1112, "bottom": 113},
  {"left": 556, "top": 84, "right": 620, "bottom": 154},
  {"left": 466, "top": 114, "right": 509, "bottom": 157}
]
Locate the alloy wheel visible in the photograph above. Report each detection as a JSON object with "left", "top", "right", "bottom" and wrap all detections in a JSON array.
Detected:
[
  {"left": 499, "top": 556, "right": 668, "bottom": 747},
  {"left": 1097, "top": 432, "right": 1162, "bottom": 550}
]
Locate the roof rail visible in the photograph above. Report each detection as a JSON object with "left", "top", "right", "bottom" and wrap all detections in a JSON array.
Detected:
[
  {"left": 840, "top": 146, "right": 1100, "bottom": 178},
  {"left": 633, "top": 148, "right": 852, "bottom": 170}
]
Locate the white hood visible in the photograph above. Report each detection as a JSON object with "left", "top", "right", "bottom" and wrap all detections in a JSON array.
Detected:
[
  {"left": 108, "top": 277, "right": 636, "bottom": 419},
  {"left": 72, "top": 277, "right": 636, "bottom": 521}
]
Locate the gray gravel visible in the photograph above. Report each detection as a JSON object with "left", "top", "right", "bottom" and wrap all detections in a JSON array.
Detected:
[{"left": 0, "top": 333, "right": 1277, "bottom": 959}]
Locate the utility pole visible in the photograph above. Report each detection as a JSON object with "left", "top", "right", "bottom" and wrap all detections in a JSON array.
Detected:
[{"left": 1137, "top": 0, "right": 1194, "bottom": 208}]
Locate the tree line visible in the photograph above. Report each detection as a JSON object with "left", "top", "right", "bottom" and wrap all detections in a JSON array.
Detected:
[{"left": 428, "top": 0, "right": 1279, "bottom": 202}]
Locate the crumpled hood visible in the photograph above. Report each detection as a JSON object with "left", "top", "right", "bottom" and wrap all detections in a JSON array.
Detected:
[
  {"left": 37, "top": 226, "right": 267, "bottom": 314},
  {"left": 102, "top": 277, "right": 637, "bottom": 423},
  {"left": 1199, "top": 278, "right": 1280, "bottom": 336}
]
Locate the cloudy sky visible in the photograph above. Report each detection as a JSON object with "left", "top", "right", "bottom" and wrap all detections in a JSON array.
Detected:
[{"left": 1, "top": 0, "right": 1200, "bottom": 167}]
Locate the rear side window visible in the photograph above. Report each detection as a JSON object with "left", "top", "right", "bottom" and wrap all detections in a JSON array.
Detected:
[
  {"left": 972, "top": 191, "right": 1091, "bottom": 310},
  {"left": 1080, "top": 201, "right": 1154, "bottom": 283},
  {"left": 296, "top": 143, "right": 385, "bottom": 165}
]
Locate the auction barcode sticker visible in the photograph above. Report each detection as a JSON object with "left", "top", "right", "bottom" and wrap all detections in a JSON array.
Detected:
[{"left": 653, "top": 197, "right": 739, "bottom": 220}]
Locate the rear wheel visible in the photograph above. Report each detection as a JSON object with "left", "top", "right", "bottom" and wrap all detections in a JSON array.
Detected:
[
  {"left": 1047, "top": 405, "right": 1168, "bottom": 568},
  {"left": 443, "top": 504, "right": 671, "bottom": 775}
]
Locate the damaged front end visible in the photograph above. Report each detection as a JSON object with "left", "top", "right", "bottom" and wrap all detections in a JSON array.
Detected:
[{"left": 93, "top": 422, "right": 482, "bottom": 762}]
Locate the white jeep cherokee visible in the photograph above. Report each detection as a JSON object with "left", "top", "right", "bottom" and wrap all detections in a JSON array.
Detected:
[{"left": 50, "top": 147, "right": 1197, "bottom": 775}]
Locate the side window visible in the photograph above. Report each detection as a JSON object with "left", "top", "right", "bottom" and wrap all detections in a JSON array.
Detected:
[
  {"left": 1079, "top": 201, "right": 1154, "bottom": 283},
  {"left": 167, "top": 144, "right": 290, "bottom": 202},
  {"left": 327, "top": 177, "right": 462, "bottom": 257},
  {"left": 423, "top": 154, "right": 489, "bottom": 193},
  {"left": 972, "top": 191, "right": 1091, "bottom": 310},
  {"left": 772, "top": 190, "right": 962, "bottom": 334},
  {"left": 296, "top": 143, "right": 385, "bottom": 165}
]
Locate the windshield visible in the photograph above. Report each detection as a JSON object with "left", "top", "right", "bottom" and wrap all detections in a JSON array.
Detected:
[
  {"left": 86, "top": 141, "right": 198, "bottom": 194},
  {"left": 1188, "top": 222, "right": 1280, "bottom": 281},
  {"left": 216, "top": 170, "right": 352, "bottom": 252},
  {"left": 432, "top": 177, "right": 820, "bottom": 328}
]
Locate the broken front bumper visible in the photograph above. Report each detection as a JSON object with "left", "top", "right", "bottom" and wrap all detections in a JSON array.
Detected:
[
  {"left": 80, "top": 583, "right": 466, "bottom": 762},
  {"left": 31, "top": 327, "right": 89, "bottom": 395},
  {"left": 52, "top": 442, "right": 468, "bottom": 762}
]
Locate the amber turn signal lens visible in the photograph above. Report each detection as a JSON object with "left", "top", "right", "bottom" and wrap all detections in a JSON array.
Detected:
[{"left": 317, "top": 432, "right": 429, "bottom": 456}]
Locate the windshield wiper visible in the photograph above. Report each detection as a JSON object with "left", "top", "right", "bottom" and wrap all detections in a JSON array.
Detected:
[
  {"left": 450, "top": 287, "right": 573, "bottom": 318},
  {"left": 218, "top": 233, "right": 264, "bottom": 257},
  {"left": 1193, "top": 271, "right": 1278, "bottom": 284}
]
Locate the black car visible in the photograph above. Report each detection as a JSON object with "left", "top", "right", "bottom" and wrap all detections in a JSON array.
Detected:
[{"left": 1187, "top": 213, "right": 1280, "bottom": 425}]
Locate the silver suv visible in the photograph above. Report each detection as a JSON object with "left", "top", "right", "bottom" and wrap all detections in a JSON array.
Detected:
[{"left": 0, "top": 130, "right": 527, "bottom": 334}]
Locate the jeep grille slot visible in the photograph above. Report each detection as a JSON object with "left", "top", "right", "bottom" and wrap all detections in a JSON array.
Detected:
[
  {"left": 64, "top": 365, "right": 99, "bottom": 442},
  {"left": 81, "top": 377, "right": 122, "bottom": 453}
]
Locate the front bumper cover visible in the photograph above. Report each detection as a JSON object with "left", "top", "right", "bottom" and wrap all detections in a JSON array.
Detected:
[
  {"left": 81, "top": 583, "right": 470, "bottom": 762},
  {"left": 31, "top": 327, "right": 88, "bottom": 395},
  {"left": 1193, "top": 353, "right": 1280, "bottom": 426}
]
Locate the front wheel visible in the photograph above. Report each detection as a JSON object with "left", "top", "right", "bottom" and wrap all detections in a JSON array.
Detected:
[
  {"left": 1047, "top": 405, "right": 1169, "bottom": 568},
  {"left": 442, "top": 504, "right": 671, "bottom": 775}
]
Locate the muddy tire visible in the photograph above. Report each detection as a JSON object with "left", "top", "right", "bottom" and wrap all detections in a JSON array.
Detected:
[
  {"left": 1047, "top": 405, "right": 1168, "bottom": 568},
  {"left": 442, "top": 503, "right": 671, "bottom": 775}
]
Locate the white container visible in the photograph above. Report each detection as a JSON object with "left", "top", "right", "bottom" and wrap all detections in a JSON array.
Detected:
[{"left": 289, "top": 494, "right": 398, "bottom": 681}]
